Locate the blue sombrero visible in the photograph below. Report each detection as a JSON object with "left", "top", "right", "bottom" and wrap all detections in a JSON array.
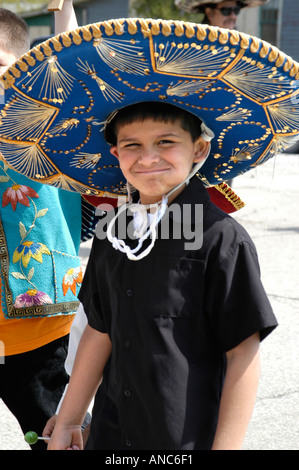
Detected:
[{"left": 0, "top": 18, "right": 298, "bottom": 198}]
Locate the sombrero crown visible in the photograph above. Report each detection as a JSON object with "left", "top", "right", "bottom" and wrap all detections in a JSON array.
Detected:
[{"left": 0, "top": 18, "right": 298, "bottom": 197}]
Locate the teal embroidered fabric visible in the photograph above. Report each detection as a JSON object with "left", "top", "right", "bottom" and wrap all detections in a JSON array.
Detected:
[{"left": 0, "top": 162, "right": 82, "bottom": 319}]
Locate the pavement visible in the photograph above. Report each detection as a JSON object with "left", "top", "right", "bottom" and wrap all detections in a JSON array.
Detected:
[{"left": 0, "top": 152, "right": 298, "bottom": 450}]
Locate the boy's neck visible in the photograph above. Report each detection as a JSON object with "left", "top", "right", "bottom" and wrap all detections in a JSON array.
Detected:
[{"left": 139, "top": 182, "right": 187, "bottom": 206}]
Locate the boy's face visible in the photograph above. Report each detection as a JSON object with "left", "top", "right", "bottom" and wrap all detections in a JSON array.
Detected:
[
  {"left": 0, "top": 47, "right": 17, "bottom": 75},
  {"left": 110, "top": 118, "right": 209, "bottom": 205}
]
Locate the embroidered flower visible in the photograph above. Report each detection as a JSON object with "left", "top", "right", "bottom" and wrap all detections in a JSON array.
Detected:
[
  {"left": 13, "top": 241, "right": 51, "bottom": 268},
  {"left": 2, "top": 184, "right": 39, "bottom": 211},
  {"left": 14, "top": 289, "right": 53, "bottom": 308},
  {"left": 62, "top": 266, "right": 83, "bottom": 296}
]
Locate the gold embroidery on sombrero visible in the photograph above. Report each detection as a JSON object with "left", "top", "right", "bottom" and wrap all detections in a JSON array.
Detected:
[
  {"left": 153, "top": 40, "right": 239, "bottom": 76},
  {"left": 216, "top": 108, "right": 252, "bottom": 121},
  {"left": 110, "top": 69, "right": 164, "bottom": 94},
  {"left": 18, "top": 54, "right": 75, "bottom": 103},
  {"left": 41, "top": 123, "right": 92, "bottom": 156},
  {"left": 77, "top": 59, "right": 124, "bottom": 103},
  {"left": 93, "top": 37, "right": 150, "bottom": 75},
  {"left": 86, "top": 167, "right": 126, "bottom": 193},
  {"left": 171, "top": 85, "right": 244, "bottom": 112},
  {"left": 254, "top": 134, "right": 299, "bottom": 166},
  {"left": 267, "top": 99, "right": 299, "bottom": 134},
  {"left": 0, "top": 92, "right": 57, "bottom": 141},
  {"left": 48, "top": 118, "right": 80, "bottom": 135},
  {"left": 166, "top": 79, "right": 213, "bottom": 97},
  {"left": 230, "top": 145, "right": 259, "bottom": 163},
  {"left": 72, "top": 80, "right": 95, "bottom": 114},
  {"left": 42, "top": 171, "right": 125, "bottom": 196},
  {"left": 40, "top": 173, "right": 95, "bottom": 193},
  {"left": 213, "top": 125, "right": 272, "bottom": 178},
  {"left": 213, "top": 141, "right": 264, "bottom": 179},
  {"left": 70, "top": 152, "right": 102, "bottom": 169},
  {"left": 0, "top": 142, "right": 58, "bottom": 179},
  {"left": 222, "top": 56, "right": 295, "bottom": 102},
  {"left": 217, "top": 122, "right": 272, "bottom": 152}
]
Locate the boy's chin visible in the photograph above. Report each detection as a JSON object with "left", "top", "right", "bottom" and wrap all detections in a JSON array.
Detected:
[{"left": 139, "top": 183, "right": 186, "bottom": 205}]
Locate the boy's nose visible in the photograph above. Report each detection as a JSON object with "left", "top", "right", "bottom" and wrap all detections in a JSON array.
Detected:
[{"left": 138, "top": 148, "right": 159, "bottom": 165}]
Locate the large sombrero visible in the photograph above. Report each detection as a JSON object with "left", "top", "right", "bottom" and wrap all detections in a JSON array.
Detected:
[
  {"left": 0, "top": 18, "right": 298, "bottom": 200},
  {"left": 175, "top": 0, "right": 270, "bottom": 13}
]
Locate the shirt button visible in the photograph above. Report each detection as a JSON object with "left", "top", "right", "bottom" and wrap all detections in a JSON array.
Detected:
[
  {"left": 124, "top": 389, "right": 131, "bottom": 398},
  {"left": 124, "top": 339, "right": 131, "bottom": 350},
  {"left": 126, "top": 289, "right": 133, "bottom": 297}
]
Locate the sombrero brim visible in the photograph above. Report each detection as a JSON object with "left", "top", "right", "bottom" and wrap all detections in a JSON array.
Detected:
[{"left": 1, "top": 18, "right": 298, "bottom": 197}]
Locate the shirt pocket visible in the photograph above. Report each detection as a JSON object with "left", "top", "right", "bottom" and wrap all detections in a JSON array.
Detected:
[{"left": 148, "top": 256, "right": 205, "bottom": 318}]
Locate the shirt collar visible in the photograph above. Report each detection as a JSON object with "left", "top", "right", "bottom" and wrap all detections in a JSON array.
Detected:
[
  {"left": 167, "top": 176, "right": 210, "bottom": 224},
  {"left": 131, "top": 176, "right": 210, "bottom": 225}
]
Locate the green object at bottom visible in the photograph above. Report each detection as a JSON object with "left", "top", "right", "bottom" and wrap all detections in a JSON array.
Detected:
[{"left": 24, "top": 431, "right": 38, "bottom": 445}]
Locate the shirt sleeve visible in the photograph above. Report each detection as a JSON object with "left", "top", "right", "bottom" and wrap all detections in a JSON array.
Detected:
[{"left": 204, "top": 240, "right": 278, "bottom": 352}]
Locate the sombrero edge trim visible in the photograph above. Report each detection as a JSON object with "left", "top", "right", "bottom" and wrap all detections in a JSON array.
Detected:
[
  {"left": 1, "top": 18, "right": 299, "bottom": 195},
  {"left": 3, "top": 19, "right": 299, "bottom": 86},
  {"left": 210, "top": 182, "right": 245, "bottom": 211}
]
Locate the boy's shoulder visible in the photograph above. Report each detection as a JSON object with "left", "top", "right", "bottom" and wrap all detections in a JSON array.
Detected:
[
  {"left": 205, "top": 198, "right": 251, "bottom": 241},
  {"left": 203, "top": 200, "right": 259, "bottom": 272}
]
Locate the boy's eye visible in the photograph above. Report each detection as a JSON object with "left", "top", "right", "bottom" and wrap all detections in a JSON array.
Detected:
[{"left": 122, "top": 142, "right": 140, "bottom": 149}]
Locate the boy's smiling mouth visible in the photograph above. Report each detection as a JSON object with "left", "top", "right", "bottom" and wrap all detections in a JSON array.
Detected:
[{"left": 134, "top": 167, "right": 170, "bottom": 174}]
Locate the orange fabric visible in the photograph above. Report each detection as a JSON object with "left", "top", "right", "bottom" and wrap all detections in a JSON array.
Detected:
[{"left": 0, "top": 278, "right": 74, "bottom": 356}]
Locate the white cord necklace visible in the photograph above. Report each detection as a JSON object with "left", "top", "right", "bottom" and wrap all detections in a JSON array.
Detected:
[{"left": 107, "top": 195, "right": 168, "bottom": 261}]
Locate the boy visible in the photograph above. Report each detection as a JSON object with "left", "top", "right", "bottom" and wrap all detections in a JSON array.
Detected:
[
  {"left": 0, "top": 7, "right": 95, "bottom": 449},
  {"left": 0, "top": 9, "right": 30, "bottom": 75},
  {"left": 48, "top": 102, "right": 277, "bottom": 450}
]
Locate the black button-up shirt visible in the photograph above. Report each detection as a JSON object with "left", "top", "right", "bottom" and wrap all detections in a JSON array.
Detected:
[{"left": 79, "top": 176, "right": 277, "bottom": 450}]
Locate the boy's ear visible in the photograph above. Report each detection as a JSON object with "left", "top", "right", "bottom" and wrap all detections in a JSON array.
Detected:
[
  {"left": 193, "top": 137, "right": 211, "bottom": 163},
  {"left": 110, "top": 146, "right": 119, "bottom": 160}
]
